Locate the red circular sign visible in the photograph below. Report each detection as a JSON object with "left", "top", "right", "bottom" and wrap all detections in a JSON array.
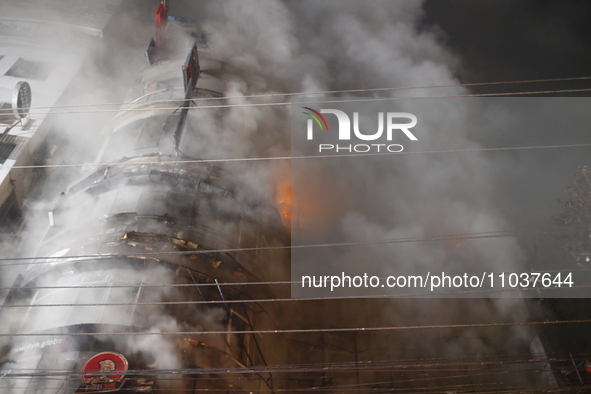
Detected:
[{"left": 81, "top": 352, "right": 128, "bottom": 383}]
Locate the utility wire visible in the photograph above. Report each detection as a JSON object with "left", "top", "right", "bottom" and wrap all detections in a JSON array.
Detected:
[
  {"left": 0, "top": 354, "right": 569, "bottom": 391},
  {"left": 0, "top": 382, "right": 559, "bottom": 393},
  {"left": 2, "top": 318, "right": 591, "bottom": 337},
  {"left": 1, "top": 279, "right": 589, "bottom": 308},
  {"left": 1, "top": 263, "right": 588, "bottom": 291},
  {"left": 0, "top": 355, "right": 578, "bottom": 382},
  {"left": 0, "top": 228, "right": 579, "bottom": 266},
  {"left": 2, "top": 75, "right": 591, "bottom": 115},
  {"left": 0, "top": 286, "right": 586, "bottom": 307},
  {"left": 6, "top": 142, "right": 591, "bottom": 171},
  {"left": 0, "top": 353, "right": 579, "bottom": 375},
  {"left": 6, "top": 86, "right": 591, "bottom": 118}
]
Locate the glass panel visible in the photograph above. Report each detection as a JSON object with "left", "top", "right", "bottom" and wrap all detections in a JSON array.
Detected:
[
  {"left": 6, "top": 59, "right": 53, "bottom": 80},
  {"left": 137, "top": 191, "right": 167, "bottom": 215},
  {"left": 110, "top": 186, "right": 142, "bottom": 214},
  {"left": 165, "top": 191, "right": 195, "bottom": 219},
  {"left": 90, "top": 189, "right": 118, "bottom": 219},
  {"left": 135, "top": 118, "right": 165, "bottom": 149}
]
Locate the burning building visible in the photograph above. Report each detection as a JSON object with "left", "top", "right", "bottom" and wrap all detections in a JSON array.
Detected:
[{"left": 0, "top": 1, "right": 577, "bottom": 393}]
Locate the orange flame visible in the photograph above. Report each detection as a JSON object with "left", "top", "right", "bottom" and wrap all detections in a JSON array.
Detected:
[
  {"left": 274, "top": 165, "right": 348, "bottom": 233},
  {"left": 275, "top": 173, "right": 292, "bottom": 228}
]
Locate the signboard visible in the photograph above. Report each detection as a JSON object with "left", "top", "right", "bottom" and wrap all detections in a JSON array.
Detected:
[
  {"left": 175, "top": 41, "right": 201, "bottom": 148},
  {"left": 182, "top": 41, "right": 200, "bottom": 96},
  {"left": 75, "top": 352, "right": 128, "bottom": 393},
  {"left": 154, "top": 1, "right": 168, "bottom": 45},
  {"left": 0, "top": 81, "right": 31, "bottom": 123},
  {"left": 155, "top": 2, "right": 168, "bottom": 26},
  {"left": 145, "top": 38, "right": 157, "bottom": 66},
  {"left": 14, "top": 81, "right": 31, "bottom": 119}
]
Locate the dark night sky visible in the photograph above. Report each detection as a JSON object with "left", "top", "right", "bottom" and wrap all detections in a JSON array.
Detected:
[
  {"left": 168, "top": 0, "right": 591, "bottom": 86},
  {"left": 421, "top": 1, "right": 591, "bottom": 236},
  {"left": 423, "top": 0, "right": 591, "bottom": 88}
]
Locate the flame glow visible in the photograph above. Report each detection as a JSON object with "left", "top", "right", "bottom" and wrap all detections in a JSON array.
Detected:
[{"left": 275, "top": 172, "right": 292, "bottom": 228}]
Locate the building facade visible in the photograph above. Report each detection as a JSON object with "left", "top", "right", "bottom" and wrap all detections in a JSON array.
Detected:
[{"left": 1, "top": 2, "right": 291, "bottom": 392}]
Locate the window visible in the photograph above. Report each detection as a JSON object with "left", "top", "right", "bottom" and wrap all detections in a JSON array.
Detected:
[
  {"left": 137, "top": 191, "right": 167, "bottom": 215},
  {"left": 0, "top": 191, "right": 22, "bottom": 234},
  {"left": 135, "top": 118, "right": 164, "bottom": 149},
  {"left": 0, "top": 141, "right": 16, "bottom": 164},
  {"left": 6, "top": 59, "right": 53, "bottom": 80}
]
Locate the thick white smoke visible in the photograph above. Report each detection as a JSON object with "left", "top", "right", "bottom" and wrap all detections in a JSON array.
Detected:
[
  {"left": 197, "top": 1, "right": 523, "bottom": 280},
  {"left": 0, "top": 0, "right": 553, "bottom": 391},
  {"left": 195, "top": 0, "right": 539, "bottom": 376}
]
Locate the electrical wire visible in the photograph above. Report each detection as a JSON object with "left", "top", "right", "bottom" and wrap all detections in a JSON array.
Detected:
[
  {"left": 6, "top": 85, "right": 591, "bottom": 119},
  {"left": 0, "top": 229, "right": 584, "bottom": 267},
  {"left": 1, "top": 262, "right": 588, "bottom": 292},
  {"left": 2, "top": 74, "right": 591, "bottom": 115},
  {"left": 4, "top": 142, "right": 591, "bottom": 171},
  {"left": 0, "top": 380, "right": 563, "bottom": 393},
  {"left": 0, "top": 353, "right": 576, "bottom": 376},
  {"left": 0, "top": 352, "right": 572, "bottom": 391},
  {"left": 2, "top": 318, "right": 591, "bottom": 337},
  {"left": 0, "top": 382, "right": 560, "bottom": 393},
  {"left": 0, "top": 228, "right": 578, "bottom": 266},
  {"left": 0, "top": 282, "right": 587, "bottom": 308}
]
